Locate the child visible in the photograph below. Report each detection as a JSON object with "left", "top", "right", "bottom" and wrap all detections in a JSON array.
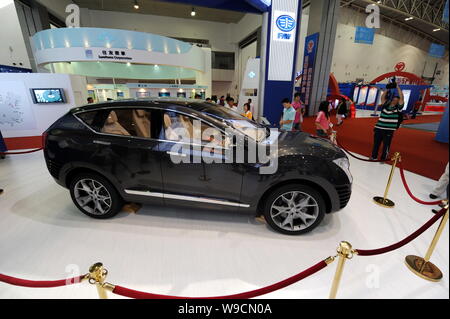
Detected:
[
  {"left": 315, "top": 101, "right": 332, "bottom": 138},
  {"left": 241, "top": 103, "right": 253, "bottom": 120}
]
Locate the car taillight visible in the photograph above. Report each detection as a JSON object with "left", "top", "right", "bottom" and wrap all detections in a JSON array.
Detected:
[{"left": 42, "top": 132, "right": 48, "bottom": 149}]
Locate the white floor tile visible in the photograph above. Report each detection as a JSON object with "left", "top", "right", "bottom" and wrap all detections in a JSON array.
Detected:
[{"left": 0, "top": 152, "right": 448, "bottom": 299}]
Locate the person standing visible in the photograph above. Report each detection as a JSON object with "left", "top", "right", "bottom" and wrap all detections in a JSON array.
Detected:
[
  {"left": 226, "top": 97, "right": 237, "bottom": 111},
  {"left": 279, "top": 98, "right": 296, "bottom": 131},
  {"left": 241, "top": 103, "right": 253, "bottom": 120},
  {"left": 219, "top": 96, "right": 225, "bottom": 106},
  {"left": 315, "top": 101, "right": 332, "bottom": 138},
  {"left": 336, "top": 97, "right": 348, "bottom": 126},
  {"left": 430, "top": 162, "right": 449, "bottom": 200},
  {"left": 247, "top": 98, "right": 253, "bottom": 110},
  {"left": 292, "top": 93, "right": 305, "bottom": 131},
  {"left": 370, "top": 83, "right": 404, "bottom": 161}
]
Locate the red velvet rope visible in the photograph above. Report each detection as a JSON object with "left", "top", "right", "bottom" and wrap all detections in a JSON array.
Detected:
[
  {"left": 335, "top": 140, "right": 388, "bottom": 163},
  {"left": 398, "top": 162, "right": 443, "bottom": 206},
  {"left": 112, "top": 259, "right": 328, "bottom": 299},
  {"left": 355, "top": 207, "right": 447, "bottom": 256},
  {"left": 0, "top": 273, "right": 85, "bottom": 288},
  {"left": 0, "top": 148, "right": 43, "bottom": 155}
]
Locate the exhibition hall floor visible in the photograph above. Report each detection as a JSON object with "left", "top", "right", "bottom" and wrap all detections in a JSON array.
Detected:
[{"left": 0, "top": 152, "right": 448, "bottom": 299}]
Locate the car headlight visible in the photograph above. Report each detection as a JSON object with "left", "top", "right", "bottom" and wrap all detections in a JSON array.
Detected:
[{"left": 333, "top": 157, "right": 353, "bottom": 184}]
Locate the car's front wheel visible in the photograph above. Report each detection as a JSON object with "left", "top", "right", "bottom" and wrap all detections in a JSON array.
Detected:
[
  {"left": 263, "top": 184, "right": 326, "bottom": 235},
  {"left": 69, "top": 173, "right": 123, "bottom": 219}
]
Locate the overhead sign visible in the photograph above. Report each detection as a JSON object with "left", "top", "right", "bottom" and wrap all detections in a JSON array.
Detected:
[
  {"left": 272, "top": 10, "right": 297, "bottom": 42},
  {"left": 429, "top": 43, "right": 445, "bottom": 58},
  {"left": 85, "top": 48, "right": 133, "bottom": 61},
  {"left": 355, "top": 26, "right": 375, "bottom": 44}
]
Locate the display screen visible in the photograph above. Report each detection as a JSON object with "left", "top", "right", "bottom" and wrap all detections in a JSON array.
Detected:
[
  {"left": 136, "top": 91, "right": 150, "bottom": 98},
  {"left": 177, "top": 92, "right": 186, "bottom": 98},
  {"left": 31, "top": 88, "right": 66, "bottom": 103},
  {"left": 159, "top": 92, "right": 170, "bottom": 97}
]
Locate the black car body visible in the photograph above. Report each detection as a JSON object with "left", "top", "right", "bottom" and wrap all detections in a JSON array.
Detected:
[{"left": 43, "top": 99, "right": 352, "bottom": 234}]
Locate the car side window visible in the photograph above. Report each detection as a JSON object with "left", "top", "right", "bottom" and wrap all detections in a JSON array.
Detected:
[
  {"left": 159, "top": 111, "right": 229, "bottom": 150},
  {"left": 101, "top": 109, "right": 153, "bottom": 138}
]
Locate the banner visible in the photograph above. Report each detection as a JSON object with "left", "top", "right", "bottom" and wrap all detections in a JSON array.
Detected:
[
  {"left": 429, "top": 43, "right": 445, "bottom": 58},
  {"left": 355, "top": 26, "right": 375, "bottom": 44},
  {"left": 299, "top": 33, "right": 319, "bottom": 112}
]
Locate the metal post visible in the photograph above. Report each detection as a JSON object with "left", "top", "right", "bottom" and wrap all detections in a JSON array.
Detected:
[
  {"left": 405, "top": 201, "right": 449, "bottom": 282},
  {"left": 88, "top": 262, "right": 109, "bottom": 299},
  {"left": 373, "top": 152, "right": 401, "bottom": 208},
  {"left": 329, "top": 241, "right": 353, "bottom": 299}
]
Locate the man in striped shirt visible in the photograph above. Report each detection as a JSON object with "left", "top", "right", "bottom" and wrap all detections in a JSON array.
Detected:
[{"left": 370, "top": 83, "right": 404, "bottom": 161}]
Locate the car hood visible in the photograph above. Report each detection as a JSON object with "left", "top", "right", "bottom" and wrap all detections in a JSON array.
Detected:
[{"left": 262, "top": 130, "right": 345, "bottom": 160}]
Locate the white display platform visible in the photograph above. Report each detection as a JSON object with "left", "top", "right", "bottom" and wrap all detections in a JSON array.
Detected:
[{"left": 0, "top": 152, "right": 448, "bottom": 299}]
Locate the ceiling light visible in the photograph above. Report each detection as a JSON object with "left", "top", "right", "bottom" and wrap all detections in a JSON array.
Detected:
[
  {"left": 405, "top": 17, "right": 413, "bottom": 21},
  {"left": 377, "top": 0, "right": 381, "bottom": 3},
  {"left": 191, "top": 7, "right": 196, "bottom": 16},
  {"left": 433, "top": 28, "right": 441, "bottom": 32},
  {"left": 133, "top": 0, "right": 139, "bottom": 9}
]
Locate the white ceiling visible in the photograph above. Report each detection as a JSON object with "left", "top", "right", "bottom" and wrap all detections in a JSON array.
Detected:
[{"left": 72, "top": 0, "right": 247, "bottom": 23}]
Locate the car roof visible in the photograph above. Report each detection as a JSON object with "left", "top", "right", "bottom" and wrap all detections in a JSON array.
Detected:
[{"left": 71, "top": 98, "right": 214, "bottom": 114}]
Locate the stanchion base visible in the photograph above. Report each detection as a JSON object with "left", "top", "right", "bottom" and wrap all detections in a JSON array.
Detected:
[
  {"left": 373, "top": 196, "right": 395, "bottom": 208},
  {"left": 405, "top": 255, "right": 443, "bottom": 282}
]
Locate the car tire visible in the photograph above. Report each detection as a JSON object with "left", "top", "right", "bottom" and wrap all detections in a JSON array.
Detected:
[
  {"left": 69, "top": 172, "right": 123, "bottom": 219},
  {"left": 263, "top": 184, "right": 326, "bottom": 235}
]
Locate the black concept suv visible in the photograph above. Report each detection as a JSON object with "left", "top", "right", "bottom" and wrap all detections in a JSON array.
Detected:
[{"left": 43, "top": 99, "right": 352, "bottom": 235}]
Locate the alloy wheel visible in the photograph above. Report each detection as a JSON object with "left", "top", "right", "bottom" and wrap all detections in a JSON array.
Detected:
[
  {"left": 73, "top": 179, "right": 112, "bottom": 216},
  {"left": 269, "top": 191, "right": 320, "bottom": 232}
]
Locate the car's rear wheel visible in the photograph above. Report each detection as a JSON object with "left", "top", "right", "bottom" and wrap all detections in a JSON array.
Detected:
[
  {"left": 263, "top": 184, "right": 326, "bottom": 235},
  {"left": 69, "top": 173, "right": 123, "bottom": 219}
]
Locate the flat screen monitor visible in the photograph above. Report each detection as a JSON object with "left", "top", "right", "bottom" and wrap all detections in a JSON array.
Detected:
[
  {"left": 136, "top": 91, "right": 150, "bottom": 98},
  {"left": 177, "top": 92, "right": 186, "bottom": 98},
  {"left": 159, "top": 92, "right": 170, "bottom": 97},
  {"left": 31, "top": 88, "right": 66, "bottom": 103}
]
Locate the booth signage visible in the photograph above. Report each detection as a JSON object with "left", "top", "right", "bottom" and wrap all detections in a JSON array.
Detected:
[
  {"left": 272, "top": 10, "right": 297, "bottom": 42},
  {"left": 85, "top": 48, "right": 133, "bottom": 61},
  {"left": 299, "top": 33, "right": 319, "bottom": 110}
]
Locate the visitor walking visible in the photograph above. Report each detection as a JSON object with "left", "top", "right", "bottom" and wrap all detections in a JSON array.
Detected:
[
  {"left": 336, "top": 97, "right": 348, "bottom": 126},
  {"left": 370, "top": 83, "right": 404, "bottom": 161},
  {"left": 315, "top": 101, "right": 332, "bottom": 138},
  {"left": 292, "top": 93, "right": 305, "bottom": 131},
  {"left": 279, "top": 98, "right": 296, "bottom": 131}
]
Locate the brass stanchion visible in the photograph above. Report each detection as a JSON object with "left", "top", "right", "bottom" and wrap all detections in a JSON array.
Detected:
[
  {"left": 88, "top": 262, "right": 115, "bottom": 299},
  {"left": 329, "top": 241, "right": 354, "bottom": 299},
  {"left": 373, "top": 152, "right": 401, "bottom": 208},
  {"left": 405, "top": 201, "right": 449, "bottom": 282}
]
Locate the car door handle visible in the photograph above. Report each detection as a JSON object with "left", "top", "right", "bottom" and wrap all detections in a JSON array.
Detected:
[
  {"left": 166, "top": 151, "right": 187, "bottom": 157},
  {"left": 93, "top": 140, "right": 111, "bottom": 146}
]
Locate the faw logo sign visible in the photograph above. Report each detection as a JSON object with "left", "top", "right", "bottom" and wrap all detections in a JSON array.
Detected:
[{"left": 272, "top": 11, "right": 297, "bottom": 42}]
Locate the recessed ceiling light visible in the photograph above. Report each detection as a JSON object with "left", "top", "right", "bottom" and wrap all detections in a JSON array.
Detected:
[
  {"left": 405, "top": 17, "right": 413, "bottom": 21},
  {"left": 133, "top": 0, "right": 139, "bottom": 9},
  {"left": 191, "top": 7, "right": 196, "bottom": 16},
  {"left": 433, "top": 28, "right": 441, "bottom": 32}
]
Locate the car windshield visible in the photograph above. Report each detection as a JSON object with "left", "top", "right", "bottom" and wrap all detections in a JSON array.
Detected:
[{"left": 197, "top": 104, "right": 267, "bottom": 142}]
